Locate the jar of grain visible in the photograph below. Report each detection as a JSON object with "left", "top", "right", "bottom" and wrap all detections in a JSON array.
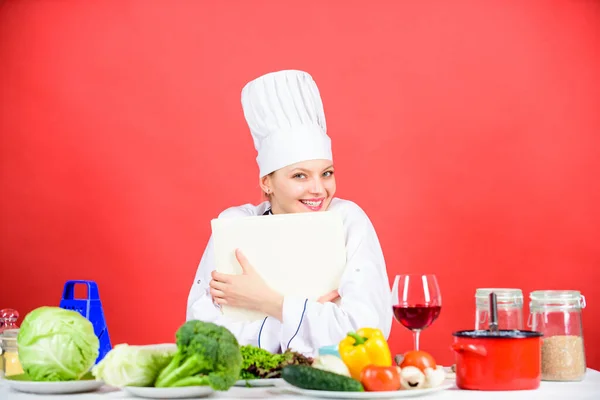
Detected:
[
  {"left": 475, "top": 288, "right": 524, "bottom": 330},
  {"left": 0, "top": 308, "right": 22, "bottom": 379},
  {"left": 528, "top": 290, "right": 587, "bottom": 381},
  {"left": 0, "top": 329, "right": 23, "bottom": 378}
]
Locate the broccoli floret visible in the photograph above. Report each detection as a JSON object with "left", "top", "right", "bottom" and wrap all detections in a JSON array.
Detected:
[{"left": 154, "top": 320, "right": 242, "bottom": 390}]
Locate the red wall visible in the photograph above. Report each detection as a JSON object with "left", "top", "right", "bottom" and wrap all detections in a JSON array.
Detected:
[{"left": 1, "top": 1, "right": 599, "bottom": 369}]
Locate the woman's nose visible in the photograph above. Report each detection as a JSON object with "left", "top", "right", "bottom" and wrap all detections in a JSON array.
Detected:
[{"left": 310, "top": 178, "right": 325, "bottom": 194}]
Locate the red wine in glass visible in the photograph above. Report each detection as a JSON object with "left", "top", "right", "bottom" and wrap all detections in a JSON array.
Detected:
[
  {"left": 392, "top": 304, "right": 442, "bottom": 330},
  {"left": 392, "top": 275, "right": 442, "bottom": 350}
]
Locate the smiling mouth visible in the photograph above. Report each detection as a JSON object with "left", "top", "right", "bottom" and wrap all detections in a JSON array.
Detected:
[
  {"left": 300, "top": 199, "right": 323, "bottom": 207},
  {"left": 299, "top": 198, "right": 326, "bottom": 210}
]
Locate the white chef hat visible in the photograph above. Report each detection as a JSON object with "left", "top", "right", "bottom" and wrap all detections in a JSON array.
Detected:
[{"left": 241, "top": 70, "right": 332, "bottom": 177}]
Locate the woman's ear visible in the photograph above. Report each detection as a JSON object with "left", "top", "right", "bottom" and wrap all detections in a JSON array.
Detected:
[{"left": 259, "top": 175, "right": 272, "bottom": 194}]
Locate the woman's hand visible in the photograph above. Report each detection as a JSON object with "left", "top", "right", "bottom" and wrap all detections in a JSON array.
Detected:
[
  {"left": 318, "top": 289, "right": 340, "bottom": 304},
  {"left": 210, "top": 249, "right": 284, "bottom": 320}
]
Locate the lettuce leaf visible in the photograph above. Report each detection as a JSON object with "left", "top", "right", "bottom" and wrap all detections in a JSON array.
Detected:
[{"left": 240, "top": 346, "right": 313, "bottom": 379}]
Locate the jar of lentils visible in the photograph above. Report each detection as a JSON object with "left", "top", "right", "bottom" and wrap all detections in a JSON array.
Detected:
[{"left": 528, "top": 290, "right": 587, "bottom": 381}]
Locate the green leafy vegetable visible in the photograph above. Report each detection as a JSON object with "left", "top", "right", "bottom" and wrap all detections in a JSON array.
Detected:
[
  {"left": 17, "top": 306, "right": 100, "bottom": 382},
  {"left": 240, "top": 345, "right": 282, "bottom": 380},
  {"left": 91, "top": 343, "right": 177, "bottom": 387},
  {"left": 240, "top": 345, "right": 313, "bottom": 380},
  {"left": 154, "top": 320, "right": 242, "bottom": 391}
]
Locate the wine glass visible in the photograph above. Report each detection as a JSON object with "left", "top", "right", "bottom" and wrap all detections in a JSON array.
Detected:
[{"left": 392, "top": 274, "right": 442, "bottom": 350}]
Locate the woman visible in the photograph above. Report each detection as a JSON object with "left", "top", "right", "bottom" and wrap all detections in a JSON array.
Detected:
[{"left": 186, "top": 70, "right": 392, "bottom": 356}]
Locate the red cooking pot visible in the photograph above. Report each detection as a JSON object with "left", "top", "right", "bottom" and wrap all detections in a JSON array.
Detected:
[{"left": 451, "top": 292, "right": 543, "bottom": 391}]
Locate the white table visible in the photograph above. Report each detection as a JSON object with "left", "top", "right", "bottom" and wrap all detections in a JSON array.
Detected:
[{"left": 1, "top": 369, "right": 599, "bottom": 400}]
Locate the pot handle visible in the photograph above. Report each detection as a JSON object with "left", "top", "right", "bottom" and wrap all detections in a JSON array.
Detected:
[{"left": 451, "top": 343, "right": 487, "bottom": 357}]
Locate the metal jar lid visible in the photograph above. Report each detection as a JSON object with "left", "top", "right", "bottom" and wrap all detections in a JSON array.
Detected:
[
  {"left": 476, "top": 288, "right": 523, "bottom": 307},
  {"left": 529, "top": 290, "right": 586, "bottom": 311},
  {"left": 0, "top": 328, "right": 19, "bottom": 352}
]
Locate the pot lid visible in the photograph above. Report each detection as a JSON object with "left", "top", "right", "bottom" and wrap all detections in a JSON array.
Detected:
[{"left": 452, "top": 329, "right": 543, "bottom": 339}]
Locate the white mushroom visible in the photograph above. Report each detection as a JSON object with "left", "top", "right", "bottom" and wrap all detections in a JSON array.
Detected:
[
  {"left": 399, "top": 366, "right": 426, "bottom": 390},
  {"left": 399, "top": 365, "right": 446, "bottom": 389},
  {"left": 423, "top": 365, "right": 446, "bottom": 388}
]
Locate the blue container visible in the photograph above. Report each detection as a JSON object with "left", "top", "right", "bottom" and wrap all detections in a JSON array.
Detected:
[
  {"left": 318, "top": 344, "right": 341, "bottom": 358},
  {"left": 59, "top": 280, "right": 112, "bottom": 364}
]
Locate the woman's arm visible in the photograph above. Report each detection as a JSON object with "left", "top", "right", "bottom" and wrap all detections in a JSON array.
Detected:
[
  {"left": 278, "top": 205, "right": 393, "bottom": 356},
  {"left": 186, "top": 235, "right": 282, "bottom": 353}
]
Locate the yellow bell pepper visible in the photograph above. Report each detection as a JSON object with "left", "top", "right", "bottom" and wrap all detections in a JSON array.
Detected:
[{"left": 338, "top": 327, "right": 392, "bottom": 380}]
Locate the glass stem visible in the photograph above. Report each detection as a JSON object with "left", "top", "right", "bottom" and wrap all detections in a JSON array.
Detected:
[{"left": 413, "top": 329, "right": 421, "bottom": 350}]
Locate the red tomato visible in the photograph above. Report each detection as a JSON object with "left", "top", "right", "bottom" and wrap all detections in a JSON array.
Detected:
[
  {"left": 360, "top": 365, "right": 401, "bottom": 392},
  {"left": 399, "top": 350, "right": 437, "bottom": 372}
]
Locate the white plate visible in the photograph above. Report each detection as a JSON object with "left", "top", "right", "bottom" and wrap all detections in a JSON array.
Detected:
[
  {"left": 3, "top": 378, "right": 104, "bottom": 394},
  {"left": 278, "top": 382, "right": 454, "bottom": 399},
  {"left": 123, "top": 385, "right": 214, "bottom": 399},
  {"left": 234, "top": 378, "right": 283, "bottom": 387}
]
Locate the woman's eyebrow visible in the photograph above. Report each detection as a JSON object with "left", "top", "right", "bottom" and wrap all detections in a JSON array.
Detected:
[{"left": 290, "top": 165, "right": 333, "bottom": 173}]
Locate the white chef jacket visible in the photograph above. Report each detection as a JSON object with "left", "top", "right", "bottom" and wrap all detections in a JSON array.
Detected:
[{"left": 185, "top": 197, "right": 393, "bottom": 357}]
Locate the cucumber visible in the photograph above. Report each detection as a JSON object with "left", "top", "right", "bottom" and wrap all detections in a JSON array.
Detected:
[{"left": 282, "top": 365, "right": 364, "bottom": 392}]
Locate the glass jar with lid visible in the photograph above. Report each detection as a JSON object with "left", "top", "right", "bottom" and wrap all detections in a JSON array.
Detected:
[
  {"left": 475, "top": 288, "right": 523, "bottom": 330},
  {"left": 0, "top": 308, "right": 22, "bottom": 378},
  {"left": 0, "top": 329, "right": 23, "bottom": 378},
  {"left": 528, "top": 290, "right": 587, "bottom": 381}
]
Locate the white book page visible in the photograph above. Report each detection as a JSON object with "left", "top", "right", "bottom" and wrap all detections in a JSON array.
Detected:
[{"left": 211, "top": 211, "right": 347, "bottom": 322}]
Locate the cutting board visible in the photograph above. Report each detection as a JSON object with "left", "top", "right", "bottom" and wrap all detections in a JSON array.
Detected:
[{"left": 211, "top": 210, "right": 347, "bottom": 322}]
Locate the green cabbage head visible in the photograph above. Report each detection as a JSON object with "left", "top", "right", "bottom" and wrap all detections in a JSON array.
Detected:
[
  {"left": 17, "top": 306, "right": 100, "bottom": 381},
  {"left": 91, "top": 343, "right": 177, "bottom": 387}
]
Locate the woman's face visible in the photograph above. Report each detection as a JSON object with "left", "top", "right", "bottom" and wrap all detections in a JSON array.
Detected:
[{"left": 261, "top": 159, "right": 336, "bottom": 214}]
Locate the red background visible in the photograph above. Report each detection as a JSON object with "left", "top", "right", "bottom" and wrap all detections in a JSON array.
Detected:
[{"left": 1, "top": 1, "right": 599, "bottom": 369}]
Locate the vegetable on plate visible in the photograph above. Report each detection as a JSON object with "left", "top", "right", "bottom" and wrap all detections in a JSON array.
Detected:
[
  {"left": 282, "top": 364, "right": 364, "bottom": 392},
  {"left": 359, "top": 365, "right": 401, "bottom": 392},
  {"left": 338, "top": 328, "right": 392, "bottom": 380},
  {"left": 240, "top": 345, "right": 312, "bottom": 380},
  {"left": 399, "top": 350, "right": 436, "bottom": 372},
  {"left": 312, "top": 355, "right": 351, "bottom": 377},
  {"left": 153, "top": 320, "right": 242, "bottom": 391},
  {"left": 259, "top": 326, "right": 447, "bottom": 393},
  {"left": 17, "top": 306, "right": 100, "bottom": 382},
  {"left": 397, "top": 350, "right": 446, "bottom": 389},
  {"left": 91, "top": 343, "right": 177, "bottom": 387}
]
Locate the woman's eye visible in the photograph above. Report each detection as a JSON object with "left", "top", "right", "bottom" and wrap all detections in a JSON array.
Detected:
[
  {"left": 293, "top": 173, "right": 306, "bottom": 179},
  {"left": 323, "top": 171, "right": 334, "bottom": 177}
]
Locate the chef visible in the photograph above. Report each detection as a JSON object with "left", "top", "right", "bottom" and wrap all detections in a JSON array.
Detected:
[{"left": 186, "top": 69, "right": 392, "bottom": 356}]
